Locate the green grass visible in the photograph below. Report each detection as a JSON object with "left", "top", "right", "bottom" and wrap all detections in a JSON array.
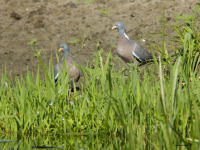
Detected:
[
  {"left": 99, "top": 9, "right": 109, "bottom": 15},
  {"left": 76, "top": 0, "right": 93, "bottom": 5},
  {"left": 1, "top": 5, "right": 200, "bottom": 149}
]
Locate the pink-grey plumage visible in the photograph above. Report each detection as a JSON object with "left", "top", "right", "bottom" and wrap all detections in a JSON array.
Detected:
[
  {"left": 54, "top": 44, "right": 81, "bottom": 86},
  {"left": 112, "top": 22, "right": 152, "bottom": 65}
]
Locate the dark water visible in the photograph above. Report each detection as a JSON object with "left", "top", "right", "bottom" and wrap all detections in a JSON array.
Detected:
[{"left": 0, "top": 134, "right": 125, "bottom": 150}]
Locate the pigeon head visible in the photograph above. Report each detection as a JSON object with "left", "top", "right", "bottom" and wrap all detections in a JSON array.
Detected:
[
  {"left": 59, "top": 43, "right": 71, "bottom": 55},
  {"left": 112, "top": 22, "right": 126, "bottom": 34}
]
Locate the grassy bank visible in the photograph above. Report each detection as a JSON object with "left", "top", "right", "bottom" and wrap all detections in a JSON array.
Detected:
[{"left": 1, "top": 6, "right": 200, "bottom": 149}]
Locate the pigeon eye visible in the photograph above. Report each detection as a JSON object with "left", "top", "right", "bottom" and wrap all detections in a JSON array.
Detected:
[
  {"left": 64, "top": 45, "right": 67, "bottom": 48},
  {"left": 118, "top": 24, "right": 120, "bottom": 26}
]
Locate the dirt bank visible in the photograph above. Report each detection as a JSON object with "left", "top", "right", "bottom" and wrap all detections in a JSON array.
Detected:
[{"left": 0, "top": 0, "right": 198, "bottom": 78}]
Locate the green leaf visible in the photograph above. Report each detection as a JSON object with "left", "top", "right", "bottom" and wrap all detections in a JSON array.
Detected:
[
  {"left": 34, "top": 49, "right": 42, "bottom": 57},
  {"left": 85, "top": 0, "right": 93, "bottom": 4},
  {"left": 68, "top": 38, "right": 79, "bottom": 44},
  {"left": 177, "top": 15, "right": 195, "bottom": 20},
  {"left": 96, "top": 41, "right": 100, "bottom": 48},
  {"left": 89, "top": 35, "right": 92, "bottom": 41},
  {"left": 76, "top": 2, "right": 82, "bottom": 4},
  {"left": 27, "top": 39, "right": 37, "bottom": 45},
  {"left": 111, "top": 45, "right": 117, "bottom": 48},
  {"left": 99, "top": 9, "right": 109, "bottom": 15}
]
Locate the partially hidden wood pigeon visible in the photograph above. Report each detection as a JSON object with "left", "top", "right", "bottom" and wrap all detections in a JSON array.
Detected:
[
  {"left": 112, "top": 22, "right": 153, "bottom": 65},
  {"left": 54, "top": 44, "right": 81, "bottom": 88}
]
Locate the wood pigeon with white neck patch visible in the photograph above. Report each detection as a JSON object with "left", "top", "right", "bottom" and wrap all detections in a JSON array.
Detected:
[
  {"left": 112, "top": 22, "right": 153, "bottom": 65},
  {"left": 54, "top": 43, "right": 81, "bottom": 87}
]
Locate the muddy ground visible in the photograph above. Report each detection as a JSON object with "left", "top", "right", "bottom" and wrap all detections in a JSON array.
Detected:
[{"left": 0, "top": 0, "right": 199, "bottom": 79}]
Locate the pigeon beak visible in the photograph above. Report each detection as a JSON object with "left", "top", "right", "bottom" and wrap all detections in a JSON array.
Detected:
[
  {"left": 59, "top": 48, "right": 63, "bottom": 52},
  {"left": 112, "top": 26, "right": 117, "bottom": 30}
]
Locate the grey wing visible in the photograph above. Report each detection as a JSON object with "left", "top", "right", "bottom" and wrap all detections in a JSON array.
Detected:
[{"left": 132, "top": 42, "right": 152, "bottom": 62}]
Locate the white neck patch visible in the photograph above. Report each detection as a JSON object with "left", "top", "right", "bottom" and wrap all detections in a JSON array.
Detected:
[{"left": 124, "top": 33, "right": 130, "bottom": 39}]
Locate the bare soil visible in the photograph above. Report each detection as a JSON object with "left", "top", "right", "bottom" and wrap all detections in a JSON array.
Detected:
[{"left": 0, "top": 0, "right": 198, "bottom": 79}]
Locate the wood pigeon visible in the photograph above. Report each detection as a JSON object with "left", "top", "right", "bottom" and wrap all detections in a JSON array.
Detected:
[
  {"left": 112, "top": 22, "right": 153, "bottom": 65},
  {"left": 54, "top": 44, "right": 81, "bottom": 89}
]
